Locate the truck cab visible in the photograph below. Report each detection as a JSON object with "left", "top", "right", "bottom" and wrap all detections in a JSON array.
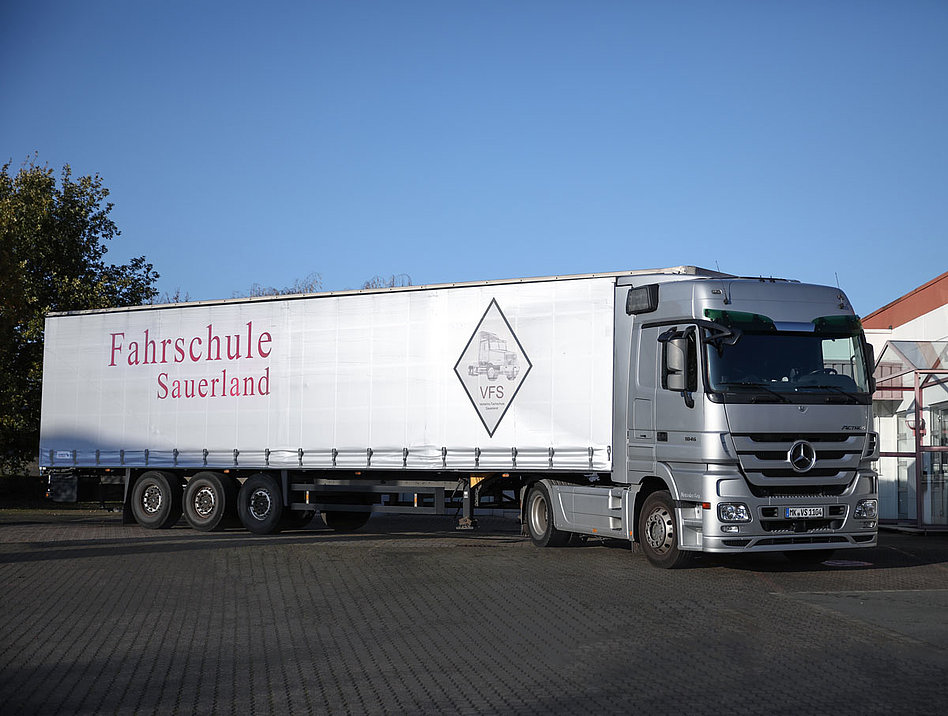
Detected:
[
  {"left": 469, "top": 331, "right": 520, "bottom": 381},
  {"left": 532, "top": 273, "right": 879, "bottom": 567}
]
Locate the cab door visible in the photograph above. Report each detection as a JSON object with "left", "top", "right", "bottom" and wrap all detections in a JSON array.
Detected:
[
  {"left": 654, "top": 324, "right": 707, "bottom": 466},
  {"left": 627, "top": 325, "right": 658, "bottom": 481}
]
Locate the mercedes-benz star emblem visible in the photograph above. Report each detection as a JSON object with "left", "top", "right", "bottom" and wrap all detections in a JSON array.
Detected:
[{"left": 788, "top": 440, "right": 817, "bottom": 473}]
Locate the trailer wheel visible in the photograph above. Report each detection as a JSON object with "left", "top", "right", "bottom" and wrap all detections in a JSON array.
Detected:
[
  {"left": 526, "top": 483, "right": 569, "bottom": 547},
  {"left": 131, "top": 471, "right": 182, "bottom": 529},
  {"left": 638, "top": 490, "right": 695, "bottom": 569},
  {"left": 237, "top": 473, "right": 284, "bottom": 534},
  {"left": 321, "top": 511, "right": 371, "bottom": 532},
  {"left": 183, "top": 472, "right": 237, "bottom": 532}
]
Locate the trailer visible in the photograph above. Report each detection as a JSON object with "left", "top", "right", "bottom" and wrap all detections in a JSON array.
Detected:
[{"left": 40, "top": 266, "right": 879, "bottom": 567}]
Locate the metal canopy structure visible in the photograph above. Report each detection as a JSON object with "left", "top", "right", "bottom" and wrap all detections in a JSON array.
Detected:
[{"left": 873, "top": 341, "right": 948, "bottom": 530}]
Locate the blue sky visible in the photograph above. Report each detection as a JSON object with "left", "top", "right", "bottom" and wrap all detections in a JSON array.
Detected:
[{"left": 3, "top": 0, "right": 946, "bottom": 315}]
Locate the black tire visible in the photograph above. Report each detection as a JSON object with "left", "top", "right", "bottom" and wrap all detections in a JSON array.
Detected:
[
  {"left": 637, "top": 490, "right": 695, "bottom": 568},
  {"left": 525, "top": 482, "right": 570, "bottom": 547},
  {"left": 321, "top": 511, "right": 371, "bottom": 532},
  {"left": 784, "top": 549, "right": 835, "bottom": 564},
  {"left": 281, "top": 508, "right": 317, "bottom": 530},
  {"left": 130, "top": 471, "right": 182, "bottom": 529},
  {"left": 237, "top": 473, "right": 284, "bottom": 534},
  {"left": 183, "top": 471, "right": 237, "bottom": 532}
]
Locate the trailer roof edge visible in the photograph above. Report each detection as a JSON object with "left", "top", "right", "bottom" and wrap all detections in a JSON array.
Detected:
[{"left": 47, "top": 265, "right": 734, "bottom": 317}]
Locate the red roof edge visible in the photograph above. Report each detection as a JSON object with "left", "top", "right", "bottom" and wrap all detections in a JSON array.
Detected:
[{"left": 863, "top": 270, "right": 948, "bottom": 330}]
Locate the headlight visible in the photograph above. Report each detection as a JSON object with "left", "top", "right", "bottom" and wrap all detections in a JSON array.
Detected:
[
  {"left": 854, "top": 499, "right": 878, "bottom": 519},
  {"left": 718, "top": 503, "right": 752, "bottom": 522}
]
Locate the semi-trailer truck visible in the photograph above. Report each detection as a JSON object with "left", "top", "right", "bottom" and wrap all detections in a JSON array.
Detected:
[{"left": 39, "top": 266, "right": 879, "bottom": 567}]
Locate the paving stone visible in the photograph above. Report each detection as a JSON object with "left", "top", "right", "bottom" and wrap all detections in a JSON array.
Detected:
[{"left": 0, "top": 512, "right": 945, "bottom": 715}]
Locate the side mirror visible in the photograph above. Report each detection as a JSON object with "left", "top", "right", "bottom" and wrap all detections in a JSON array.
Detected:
[
  {"left": 665, "top": 337, "right": 689, "bottom": 392},
  {"left": 865, "top": 341, "right": 876, "bottom": 394}
]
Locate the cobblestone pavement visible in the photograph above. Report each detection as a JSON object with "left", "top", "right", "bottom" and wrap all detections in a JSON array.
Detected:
[{"left": 1, "top": 511, "right": 946, "bottom": 715}]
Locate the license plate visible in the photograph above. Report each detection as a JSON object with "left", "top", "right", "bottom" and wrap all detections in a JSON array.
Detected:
[{"left": 785, "top": 506, "right": 824, "bottom": 519}]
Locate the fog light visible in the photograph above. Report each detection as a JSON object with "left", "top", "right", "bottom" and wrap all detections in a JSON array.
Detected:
[
  {"left": 854, "top": 499, "right": 878, "bottom": 520},
  {"left": 718, "top": 503, "right": 751, "bottom": 522},
  {"left": 721, "top": 525, "right": 740, "bottom": 533}
]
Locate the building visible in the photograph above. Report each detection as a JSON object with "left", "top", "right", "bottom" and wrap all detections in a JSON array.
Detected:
[{"left": 863, "top": 271, "right": 948, "bottom": 529}]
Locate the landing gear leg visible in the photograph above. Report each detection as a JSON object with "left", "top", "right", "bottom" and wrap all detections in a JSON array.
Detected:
[{"left": 456, "top": 477, "right": 478, "bottom": 531}]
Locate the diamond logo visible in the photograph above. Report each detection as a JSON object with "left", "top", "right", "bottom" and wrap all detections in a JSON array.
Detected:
[{"left": 454, "top": 299, "right": 532, "bottom": 437}]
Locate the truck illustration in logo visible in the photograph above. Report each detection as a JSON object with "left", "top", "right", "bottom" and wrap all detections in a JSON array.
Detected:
[{"left": 467, "top": 331, "right": 521, "bottom": 381}]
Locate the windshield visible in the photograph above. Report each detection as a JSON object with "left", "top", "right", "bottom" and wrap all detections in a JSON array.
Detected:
[{"left": 705, "top": 330, "right": 872, "bottom": 402}]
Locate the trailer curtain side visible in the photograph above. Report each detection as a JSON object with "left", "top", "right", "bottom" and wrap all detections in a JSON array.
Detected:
[{"left": 40, "top": 278, "right": 615, "bottom": 473}]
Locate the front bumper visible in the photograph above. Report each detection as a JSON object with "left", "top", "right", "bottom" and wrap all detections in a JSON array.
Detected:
[{"left": 678, "top": 469, "right": 878, "bottom": 554}]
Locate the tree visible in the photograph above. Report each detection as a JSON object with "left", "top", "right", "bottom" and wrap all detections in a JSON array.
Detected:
[
  {"left": 0, "top": 157, "right": 159, "bottom": 473},
  {"left": 237, "top": 273, "right": 413, "bottom": 298},
  {"left": 234, "top": 272, "right": 323, "bottom": 298},
  {"left": 361, "top": 274, "right": 412, "bottom": 289},
  {"left": 149, "top": 287, "right": 192, "bottom": 305}
]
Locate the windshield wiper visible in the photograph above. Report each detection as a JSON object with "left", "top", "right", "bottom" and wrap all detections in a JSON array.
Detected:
[
  {"left": 717, "top": 382, "right": 791, "bottom": 403},
  {"left": 794, "top": 384, "right": 864, "bottom": 404}
]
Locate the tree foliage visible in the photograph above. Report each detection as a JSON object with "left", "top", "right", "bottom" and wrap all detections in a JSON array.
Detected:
[
  {"left": 361, "top": 274, "right": 412, "bottom": 290},
  {"left": 149, "top": 287, "right": 192, "bottom": 305},
  {"left": 235, "top": 272, "right": 323, "bottom": 298},
  {"left": 0, "top": 158, "right": 159, "bottom": 473},
  {"left": 237, "top": 273, "right": 413, "bottom": 299}
]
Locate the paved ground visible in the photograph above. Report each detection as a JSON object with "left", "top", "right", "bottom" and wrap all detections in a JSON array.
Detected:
[{"left": 0, "top": 510, "right": 946, "bottom": 715}]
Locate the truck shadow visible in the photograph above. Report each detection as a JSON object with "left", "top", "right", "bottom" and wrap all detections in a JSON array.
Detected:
[
  {"left": 4, "top": 517, "right": 945, "bottom": 571},
  {"left": 706, "top": 532, "right": 948, "bottom": 572},
  {"left": 0, "top": 515, "right": 527, "bottom": 565},
  {"left": 557, "top": 531, "right": 948, "bottom": 572}
]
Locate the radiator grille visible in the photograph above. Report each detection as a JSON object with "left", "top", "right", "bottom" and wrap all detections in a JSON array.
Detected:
[{"left": 731, "top": 433, "right": 865, "bottom": 485}]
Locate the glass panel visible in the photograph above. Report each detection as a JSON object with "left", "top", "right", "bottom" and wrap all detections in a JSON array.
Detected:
[
  {"left": 922, "top": 403, "right": 948, "bottom": 527},
  {"left": 705, "top": 331, "right": 871, "bottom": 400},
  {"left": 921, "top": 452, "right": 948, "bottom": 526},
  {"left": 896, "top": 410, "right": 916, "bottom": 521}
]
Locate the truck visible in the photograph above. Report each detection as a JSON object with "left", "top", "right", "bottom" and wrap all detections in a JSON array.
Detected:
[
  {"left": 467, "top": 331, "right": 521, "bottom": 381},
  {"left": 39, "top": 266, "right": 880, "bottom": 567}
]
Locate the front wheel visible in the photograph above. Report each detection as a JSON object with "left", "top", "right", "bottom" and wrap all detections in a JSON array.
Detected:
[
  {"left": 637, "top": 490, "right": 695, "bottom": 568},
  {"left": 237, "top": 474, "right": 284, "bottom": 534},
  {"left": 525, "top": 483, "right": 570, "bottom": 547}
]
